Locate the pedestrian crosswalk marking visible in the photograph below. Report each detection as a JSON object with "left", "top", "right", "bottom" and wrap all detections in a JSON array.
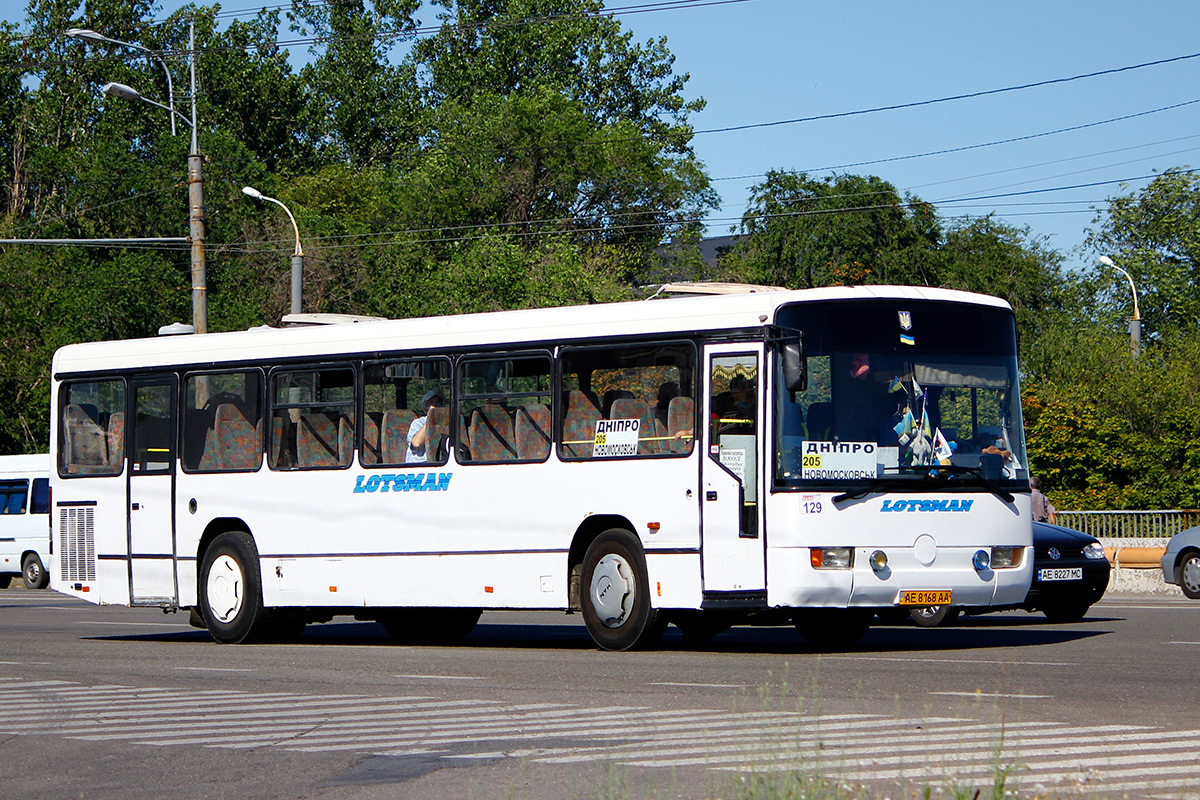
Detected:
[{"left": 1, "top": 675, "right": 1197, "bottom": 797}]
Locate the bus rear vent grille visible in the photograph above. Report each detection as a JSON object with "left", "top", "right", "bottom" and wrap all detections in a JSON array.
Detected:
[{"left": 59, "top": 507, "right": 96, "bottom": 582}]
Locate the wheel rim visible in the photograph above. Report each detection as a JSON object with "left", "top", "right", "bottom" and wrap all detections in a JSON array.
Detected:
[
  {"left": 24, "top": 560, "right": 41, "bottom": 585},
  {"left": 1182, "top": 556, "right": 1200, "bottom": 593},
  {"left": 590, "top": 553, "right": 635, "bottom": 628},
  {"left": 206, "top": 554, "right": 245, "bottom": 624},
  {"left": 912, "top": 606, "right": 940, "bottom": 620}
]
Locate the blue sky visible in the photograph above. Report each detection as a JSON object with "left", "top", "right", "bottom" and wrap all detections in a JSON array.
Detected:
[
  {"left": 616, "top": 0, "right": 1200, "bottom": 265},
  {"left": 51, "top": 0, "right": 1200, "bottom": 266}
]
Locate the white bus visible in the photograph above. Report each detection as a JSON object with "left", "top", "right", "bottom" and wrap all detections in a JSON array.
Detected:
[
  {"left": 0, "top": 454, "right": 51, "bottom": 589},
  {"left": 49, "top": 285, "right": 1033, "bottom": 649}
]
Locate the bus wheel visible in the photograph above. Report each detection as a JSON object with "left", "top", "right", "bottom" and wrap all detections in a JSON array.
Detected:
[
  {"left": 794, "top": 608, "right": 872, "bottom": 649},
  {"left": 381, "top": 608, "right": 481, "bottom": 644},
  {"left": 199, "top": 531, "right": 267, "bottom": 644},
  {"left": 22, "top": 553, "right": 48, "bottom": 589},
  {"left": 580, "top": 529, "right": 665, "bottom": 651},
  {"left": 909, "top": 605, "right": 959, "bottom": 627}
]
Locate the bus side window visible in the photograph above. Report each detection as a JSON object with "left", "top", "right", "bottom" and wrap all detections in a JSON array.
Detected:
[
  {"left": 363, "top": 359, "right": 452, "bottom": 467},
  {"left": 270, "top": 368, "right": 356, "bottom": 470},
  {"left": 60, "top": 380, "right": 125, "bottom": 476},
  {"left": 559, "top": 342, "right": 695, "bottom": 460},
  {"left": 184, "top": 372, "right": 263, "bottom": 473},
  {"left": 458, "top": 355, "right": 551, "bottom": 464}
]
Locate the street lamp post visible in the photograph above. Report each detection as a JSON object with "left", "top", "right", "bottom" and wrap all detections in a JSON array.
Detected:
[
  {"left": 73, "top": 23, "right": 207, "bottom": 334},
  {"left": 67, "top": 27, "right": 176, "bottom": 135},
  {"left": 242, "top": 186, "right": 304, "bottom": 316},
  {"left": 1098, "top": 255, "right": 1141, "bottom": 357}
]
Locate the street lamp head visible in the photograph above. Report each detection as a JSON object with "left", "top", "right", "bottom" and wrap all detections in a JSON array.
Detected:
[
  {"left": 101, "top": 81, "right": 142, "bottom": 102},
  {"left": 66, "top": 28, "right": 108, "bottom": 43},
  {"left": 241, "top": 186, "right": 264, "bottom": 200},
  {"left": 1097, "top": 255, "right": 1115, "bottom": 268}
]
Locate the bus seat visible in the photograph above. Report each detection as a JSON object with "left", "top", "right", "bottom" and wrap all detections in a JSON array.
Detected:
[
  {"left": 469, "top": 405, "right": 518, "bottom": 462},
  {"left": 515, "top": 403, "right": 551, "bottom": 461},
  {"left": 425, "top": 406, "right": 450, "bottom": 464},
  {"left": 338, "top": 415, "right": 355, "bottom": 466},
  {"left": 563, "top": 390, "right": 601, "bottom": 458},
  {"left": 602, "top": 389, "right": 635, "bottom": 418},
  {"left": 381, "top": 409, "right": 414, "bottom": 464},
  {"left": 63, "top": 404, "right": 108, "bottom": 472},
  {"left": 610, "top": 397, "right": 656, "bottom": 455},
  {"left": 361, "top": 412, "right": 382, "bottom": 465},
  {"left": 297, "top": 413, "right": 340, "bottom": 468},
  {"left": 105, "top": 411, "right": 125, "bottom": 467},
  {"left": 667, "top": 395, "right": 694, "bottom": 453},
  {"left": 214, "top": 403, "right": 259, "bottom": 470}
]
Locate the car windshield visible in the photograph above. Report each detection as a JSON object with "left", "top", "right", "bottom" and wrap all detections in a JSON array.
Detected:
[{"left": 773, "top": 298, "right": 1027, "bottom": 489}]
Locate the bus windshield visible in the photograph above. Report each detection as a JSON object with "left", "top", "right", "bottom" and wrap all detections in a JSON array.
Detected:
[{"left": 774, "top": 299, "right": 1026, "bottom": 489}]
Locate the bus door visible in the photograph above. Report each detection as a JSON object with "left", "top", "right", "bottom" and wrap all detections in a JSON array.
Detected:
[
  {"left": 127, "top": 377, "right": 178, "bottom": 604},
  {"left": 700, "top": 345, "right": 766, "bottom": 595}
]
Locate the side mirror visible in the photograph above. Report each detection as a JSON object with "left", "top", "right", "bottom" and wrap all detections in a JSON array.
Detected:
[{"left": 782, "top": 341, "right": 806, "bottom": 392}]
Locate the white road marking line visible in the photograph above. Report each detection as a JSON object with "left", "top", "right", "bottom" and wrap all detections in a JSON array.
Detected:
[
  {"left": 649, "top": 682, "right": 748, "bottom": 688},
  {"left": 394, "top": 674, "right": 485, "bottom": 680},
  {"left": 819, "top": 655, "right": 1073, "bottom": 666},
  {"left": 929, "top": 691, "right": 1053, "bottom": 699}
]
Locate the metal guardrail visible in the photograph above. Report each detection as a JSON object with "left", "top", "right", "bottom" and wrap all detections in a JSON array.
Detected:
[{"left": 1056, "top": 510, "right": 1200, "bottom": 539}]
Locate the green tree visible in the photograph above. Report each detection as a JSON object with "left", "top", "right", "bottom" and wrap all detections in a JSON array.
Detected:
[{"left": 1083, "top": 168, "right": 1200, "bottom": 339}]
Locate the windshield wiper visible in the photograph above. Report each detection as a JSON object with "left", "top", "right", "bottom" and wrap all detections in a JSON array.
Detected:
[{"left": 832, "top": 465, "right": 1015, "bottom": 505}]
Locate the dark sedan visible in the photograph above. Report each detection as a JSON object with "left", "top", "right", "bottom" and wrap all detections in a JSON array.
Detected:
[{"left": 903, "top": 521, "right": 1111, "bottom": 626}]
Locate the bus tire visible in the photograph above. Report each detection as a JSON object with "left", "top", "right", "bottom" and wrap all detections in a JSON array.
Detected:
[
  {"left": 794, "top": 608, "right": 872, "bottom": 649},
  {"left": 199, "top": 531, "right": 268, "bottom": 644},
  {"left": 909, "top": 604, "right": 959, "bottom": 627},
  {"left": 580, "top": 529, "right": 665, "bottom": 651},
  {"left": 22, "top": 553, "right": 48, "bottom": 589}
]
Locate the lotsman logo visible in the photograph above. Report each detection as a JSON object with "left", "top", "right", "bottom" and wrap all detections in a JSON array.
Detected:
[
  {"left": 353, "top": 473, "right": 452, "bottom": 493},
  {"left": 880, "top": 498, "right": 974, "bottom": 513}
]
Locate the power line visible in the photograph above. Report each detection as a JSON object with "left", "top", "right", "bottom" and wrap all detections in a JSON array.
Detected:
[
  {"left": 693, "top": 51, "right": 1200, "bottom": 137},
  {"left": 710, "top": 99, "right": 1200, "bottom": 182}
]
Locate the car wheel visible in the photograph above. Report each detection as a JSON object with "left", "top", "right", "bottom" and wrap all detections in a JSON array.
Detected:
[
  {"left": 794, "top": 608, "right": 873, "bottom": 648},
  {"left": 22, "top": 553, "right": 49, "bottom": 589},
  {"left": 199, "top": 531, "right": 269, "bottom": 644},
  {"left": 909, "top": 605, "right": 959, "bottom": 627},
  {"left": 1042, "top": 602, "right": 1090, "bottom": 623},
  {"left": 581, "top": 529, "right": 666, "bottom": 651},
  {"left": 1178, "top": 551, "right": 1200, "bottom": 600}
]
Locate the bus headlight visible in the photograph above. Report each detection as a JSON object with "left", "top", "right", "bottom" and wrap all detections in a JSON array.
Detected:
[
  {"left": 991, "top": 546, "right": 1023, "bottom": 568},
  {"left": 811, "top": 547, "right": 853, "bottom": 569},
  {"left": 972, "top": 549, "right": 991, "bottom": 571}
]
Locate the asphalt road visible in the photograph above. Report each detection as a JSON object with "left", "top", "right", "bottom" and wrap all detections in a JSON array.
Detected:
[{"left": 2, "top": 589, "right": 1197, "bottom": 800}]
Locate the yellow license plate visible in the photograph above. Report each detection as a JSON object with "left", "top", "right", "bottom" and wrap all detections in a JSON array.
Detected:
[{"left": 899, "top": 590, "right": 952, "bottom": 606}]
